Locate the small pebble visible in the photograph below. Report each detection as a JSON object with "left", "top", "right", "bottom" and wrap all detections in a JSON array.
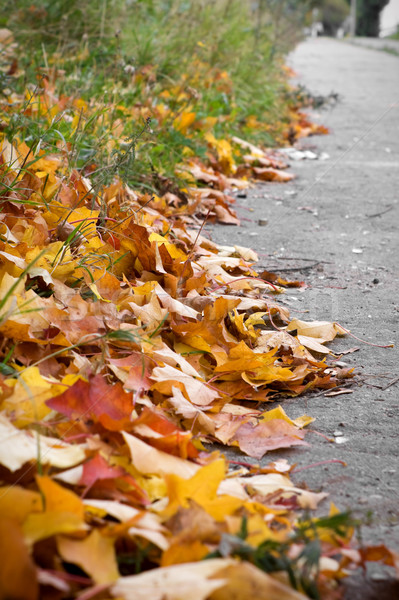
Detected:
[{"left": 371, "top": 573, "right": 388, "bottom": 582}]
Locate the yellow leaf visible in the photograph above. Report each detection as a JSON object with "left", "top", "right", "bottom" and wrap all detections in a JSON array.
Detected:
[
  {"left": 3, "top": 367, "right": 69, "bottom": 427},
  {"left": 173, "top": 111, "right": 196, "bottom": 134},
  {"left": 161, "top": 540, "right": 209, "bottom": 566},
  {"left": 259, "top": 405, "right": 314, "bottom": 429},
  {"left": 57, "top": 529, "right": 119, "bottom": 584},
  {"left": 163, "top": 460, "right": 244, "bottom": 520},
  {"left": 25, "top": 242, "right": 77, "bottom": 281},
  {"left": 149, "top": 232, "right": 186, "bottom": 260},
  {"left": 23, "top": 477, "right": 86, "bottom": 545},
  {"left": 0, "top": 486, "right": 42, "bottom": 524},
  {"left": 205, "top": 132, "right": 236, "bottom": 173}
]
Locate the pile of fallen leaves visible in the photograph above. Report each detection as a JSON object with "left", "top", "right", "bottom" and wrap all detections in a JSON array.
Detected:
[{"left": 0, "top": 27, "right": 398, "bottom": 600}]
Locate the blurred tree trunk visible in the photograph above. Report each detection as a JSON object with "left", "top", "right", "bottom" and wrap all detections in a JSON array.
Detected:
[{"left": 356, "top": 0, "right": 389, "bottom": 37}]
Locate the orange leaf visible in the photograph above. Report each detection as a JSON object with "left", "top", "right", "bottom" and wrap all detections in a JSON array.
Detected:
[
  {"left": 0, "top": 518, "right": 38, "bottom": 600},
  {"left": 57, "top": 528, "right": 119, "bottom": 584}
]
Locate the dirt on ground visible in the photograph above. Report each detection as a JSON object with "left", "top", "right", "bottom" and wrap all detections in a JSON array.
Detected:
[{"left": 206, "top": 37, "right": 399, "bottom": 598}]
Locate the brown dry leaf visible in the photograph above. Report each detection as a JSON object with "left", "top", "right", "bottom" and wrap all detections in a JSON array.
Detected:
[
  {"left": 237, "top": 473, "right": 327, "bottom": 509},
  {"left": 324, "top": 389, "right": 354, "bottom": 397},
  {"left": 287, "top": 319, "right": 346, "bottom": 341},
  {"left": 83, "top": 499, "right": 169, "bottom": 550},
  {"left": 0, "top": 414, "right": 85, "bottom": 472},
  {"left": 167, "top": 386, "right": 216, "bottom": 435},
  {"left": 151, "top": 363, "right": 220, "bottom": 407},
  {"left": 296, "top": 335, "right": 331, "bottom": 354},
  {"left": 253, "top": 167, "right": 294, "bottom": 182},
  {"left": 232, "top": 420, "right": 309, "bottom": 459},
  {"left": 112, "top": 559, "right": 235, "bottom": 600},
  {"left": 123, "top": 431, "right": 199, "bottom": 478},
  {"left": 208, "top": 561, "right": 307, "bottom": 600}
]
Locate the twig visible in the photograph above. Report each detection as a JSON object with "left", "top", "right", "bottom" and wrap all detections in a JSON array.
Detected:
[
  {"left": 336, "top": 323, "right": 394, "bottom": 349},
  {"left": 382, "top": 375, "right": 399, "bottom": 391},
  {"left": 292, "top": 459, "right": 346, "bottom": 473},
  {"left": 365, "top": 205, "right": 393, "bottom": 218},
  {"left": 275, "top": 256, "right": 332, "bottom": 263},
  {"left": 257, "top": 262, "right": 320, "bottom": 273}
]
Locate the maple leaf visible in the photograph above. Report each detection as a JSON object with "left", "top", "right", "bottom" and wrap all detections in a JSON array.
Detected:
[
  {"left": 46, "top": 374, "right": 134, "bottom": 431},
  {"left": 57, "top": 529, "right": 119, "bottom": 585},
  {"left": 232, "top": 419, "right": 309, "bottom": 460},
  {"left": 23, "top": 476, "right": 86, "bottom": 545}
]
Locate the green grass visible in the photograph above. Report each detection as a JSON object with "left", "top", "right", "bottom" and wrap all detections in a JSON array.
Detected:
[{"left": 0, "top": 0, "right": 310, "bottom": 198}]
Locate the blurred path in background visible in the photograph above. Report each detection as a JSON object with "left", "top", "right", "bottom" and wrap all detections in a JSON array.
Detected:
[{"left": 340, "top": 36, "right": 399, "bottom": 54}]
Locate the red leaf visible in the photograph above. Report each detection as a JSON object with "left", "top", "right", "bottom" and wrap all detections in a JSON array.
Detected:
[
  {"left": 79, "top": 454, "right": 125, "bottom": 488},
  {"left": 46, "top": 374, "right": 134, "bottom": 431}
]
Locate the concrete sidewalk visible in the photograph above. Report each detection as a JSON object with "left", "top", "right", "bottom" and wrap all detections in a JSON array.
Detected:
[
  {"left": 345, "top": 36, "right": 399, "bottom": 54},
  {"left": 207, "top": 37, "right": 399, "bottom": 597}
]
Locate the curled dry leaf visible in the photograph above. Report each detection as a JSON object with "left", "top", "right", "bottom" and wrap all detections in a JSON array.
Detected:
[{"left": 112, "top": 559, "right": 236, "bottom": 600}]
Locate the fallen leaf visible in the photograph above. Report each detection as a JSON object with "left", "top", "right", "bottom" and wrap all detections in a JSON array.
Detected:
[
  {"left": 208, "top": 561, "right": 308, "bottom": 600},
  {"left": 324, "top": 389, "right": 354, "bottom": 397},
  {"left": 237, "top": 473, "right": 327, "bottom": 509},
  {"left": 22, "top": 476, "right": 86, "bottom": 545},
  {"left": 57, "top": 528, "right": 119, "bottom": 585},
  {"left": 112, "top": 558, "right": 235, "bottom": 600},
  {"left": 0, "top": 414, "right": 85, "bottom": 472},
  {"left": 253, "top": 167, "right": 294, "bottom": 182},
  {"left": 47, "top": 374, "right": 134, "bottom": 431},
  {"left": 287, "top": 319, "right": 346, "bottom": 341},
  {"left": 151, "top": 363, "right": 219, "bottom": 407},
  {"left": 123, "top": 431, "right": 199, "bottom": 478},
  {"left": 232, "top": 420, "right": 309, "bottom": 459},
  {"left": 0, "top": 518, "right": 39, "bottom": 600}
]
